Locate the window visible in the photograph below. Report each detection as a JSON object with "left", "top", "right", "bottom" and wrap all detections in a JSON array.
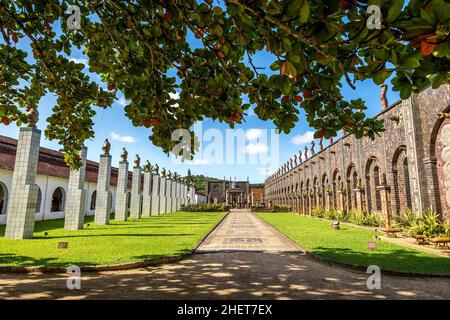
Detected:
[{"left": 51, "top": 187, "right": 65, "bottom": 212}]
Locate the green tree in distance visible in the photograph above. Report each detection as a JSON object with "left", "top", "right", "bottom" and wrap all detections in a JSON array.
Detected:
[{"left": 1, "top": 0, "right": 449, "bottom": 169}]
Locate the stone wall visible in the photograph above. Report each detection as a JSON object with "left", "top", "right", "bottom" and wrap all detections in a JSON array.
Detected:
[{"left": 264, "top": 85, "right": 450, "bottom": 223}]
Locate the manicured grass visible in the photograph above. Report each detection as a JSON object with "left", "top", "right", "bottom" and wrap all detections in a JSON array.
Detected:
[
  {"left": 258, "top": 213, "right": 450, "bottom": 275},
  {"left": 0, "top": 212, "right": 226, "bottom": 267}
]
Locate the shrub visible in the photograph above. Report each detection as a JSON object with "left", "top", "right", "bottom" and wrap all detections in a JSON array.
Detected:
[
  {"left": 181, "top": 203, "right": 229, "bottom": 212},
  {"left": 251, "top": 205, "right": 291, "bottom": 213},
  {"left": 407, "top": 209, "right": 448, "bottom": 238},
  {"left": 394, "top": 208, "right": 416, "bottom": 227},
  {"left": 311, "top": 206, "right": 325, "bottom": 218},
  {"left": 347, "top": 210, "right": 366, "bottom": 225}
]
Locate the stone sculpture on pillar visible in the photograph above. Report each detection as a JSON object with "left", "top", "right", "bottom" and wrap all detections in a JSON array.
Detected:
[
  {"left": 64, "top": 146, "right": 88, "bottom": 230},
  {"left": 94, "top": 139, "right": 113, "bottom": 225},
  {"left": 115, "top": 148, "right": 130, "bottom": 221},
  {"left": 319, "top": 138, "right": 323, "bottom": 151},
  {"left": 5, "top": 109, "right": 41, "bottom": 239},
  {"left": 141, "top": 160, "right": 153, "bottom": 217},
  {"left": 298, "top": 151, "right": 303, "bottom": 164},
  {"left": 159, "top": 168, "right": 167, "bottom": 214},
  {"left": 130, "top": 154, "right": 142, "bottom": 219},
  {"left": 304, "top": 146, "right": 309, "bottom": 160},
  {"left": 310, "top": 140, "right": 315, "bottom": 156},
  {"left": 151, "top": 163, "right": 160, "bottom": 216}
]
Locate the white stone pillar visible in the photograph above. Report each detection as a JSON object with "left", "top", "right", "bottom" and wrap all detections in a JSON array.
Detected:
[
  {"left": 159, "top": 169, "right": 167, "bottom": 214},
  {"left": 172, "top": 175, "right": 178, "bottom": 212},
  {"left": 115, "top": 148, "right": 129, "bottom": 221},
  {"left": 64, "top": 146, "right": 88, "bottom": 230},
  {"left": 5, "top": 120, "right": 41, "bottom": 239},
  {"left": 151, "top": 164, "right": 160, "bottom": 216},
  {"left": 141, "top": 161, "right": 152, "bottom": 217},
  {"left": 94, "top": 139, "right": 112, "bottom": 225},
  {"left": 166, "top": 172, "right": 173, "bottom": 213},
  {"left": 130, "top": 155, "right": 142, "bottom": 219}
]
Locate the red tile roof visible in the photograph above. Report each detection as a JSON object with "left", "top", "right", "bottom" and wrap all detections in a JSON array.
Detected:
[{"left": 0, "top": 135, "right": 132, "bottom": 187}]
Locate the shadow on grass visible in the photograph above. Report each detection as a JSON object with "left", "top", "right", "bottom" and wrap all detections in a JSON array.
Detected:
[
  {"left": 32, "top": 233, "right": 196, "bottom": 240},
  {"left": 312, "top": 246, "right": 450, "bottom": 275}
]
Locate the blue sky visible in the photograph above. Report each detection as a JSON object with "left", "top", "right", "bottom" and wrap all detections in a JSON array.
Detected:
[{"left": 0, "top": 10, "right": 400, "bottom": 183}]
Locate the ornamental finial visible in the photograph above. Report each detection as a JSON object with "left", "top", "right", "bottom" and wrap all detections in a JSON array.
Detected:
[{"left": 102, "top": 139, "right": 111, "bottom": 154}]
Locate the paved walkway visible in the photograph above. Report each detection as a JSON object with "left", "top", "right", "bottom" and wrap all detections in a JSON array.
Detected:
[
  {"left": 1, "top": 210, "right": 449, "bottom": 300},
  {"left": 196, "top": 209, "right": 300, "bottom": 252}
]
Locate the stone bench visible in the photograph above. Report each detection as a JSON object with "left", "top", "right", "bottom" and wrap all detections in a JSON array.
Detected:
[
  {"left": 381, "top": 227, "right": 402, "bottom": 238},
  {"left": 429, "top": 237, "right": 450, "bottom": 249}
]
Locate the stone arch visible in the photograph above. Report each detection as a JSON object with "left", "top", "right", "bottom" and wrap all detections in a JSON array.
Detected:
[
  {"left": 432, "top": 115, "right": 450, "bottom": 220},
  {"left": 90, "top": 191, "right": 97, "bottom": 210},
  {"left": 305, "top": 179, "right": 310, "bottom": 214},
  {"left": 365, "top": 157, "right": 383, "bottom": 213},
  {"left": 346, "top": 164, "right": 358, "bottom": 211},
  {"left": 392, "top": 146, "right": 412, "bottom": 215},
  {"left": 332, "top": 169, "right": 340, "bottom": 209},
  {"left": 36, "top": 187, "right": 42, "bottom": 213},
  {"left": 312, "top": 176, "right": 317, "bottom": 208},
  {"left": 51, "top": 187, "right": 66, "bottom": 212},
  {"left": 0, "top": 182, "right": 8, "bottom": 215},
  {"left": 322, "top": 173, "right": 328, "bottom": 208}
]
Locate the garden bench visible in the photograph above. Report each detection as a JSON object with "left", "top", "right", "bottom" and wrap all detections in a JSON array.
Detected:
[
  {"left": 429, "top": 237, "right": 450, "bottom": 249},
  {"left": 414, "top": 234, "right": 426, "bottom": 245},
  {"left": 381, "top": 228, "right": 402, "bottom": 238}
]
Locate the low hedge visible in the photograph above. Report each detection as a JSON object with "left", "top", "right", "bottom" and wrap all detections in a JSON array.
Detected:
[{"left": 181, "top": 203, "right": 229, "bottom": 212}]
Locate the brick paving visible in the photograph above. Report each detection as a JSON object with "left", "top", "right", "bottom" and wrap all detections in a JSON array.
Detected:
[{"left": 196, "top": 209, "right": 301, "bottom": 252}]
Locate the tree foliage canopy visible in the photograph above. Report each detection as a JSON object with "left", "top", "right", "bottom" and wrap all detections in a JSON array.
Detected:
[{"left": 1, "top": 0, "right": 449, "bottom": 168}]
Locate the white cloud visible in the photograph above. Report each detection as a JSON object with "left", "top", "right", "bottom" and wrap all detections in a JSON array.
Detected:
[
  {"left": 246, "top": 129, "right": 264, "bottom": 141},
  {"left": 69, "top": 57, "right": 88, "bottom": 65},
  {"left": 110, "top": 131, "right": 137, "bottom": 143},
  {"left": 291, "top": 131, "right": 315, "bottom": 146},
  {"left": 169, "top": 92, "right": 180, "bottom": 108},
  {"left": 245, "top": 142, "right": 268, "bottom": 154}
]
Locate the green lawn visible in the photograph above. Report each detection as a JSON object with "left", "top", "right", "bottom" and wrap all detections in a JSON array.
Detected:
[
  {"left": 0, "top": 212, "right": 226, "bottom": 267},
  {"left": 258, "top": 213, "right": 450, "bottom": 275}
]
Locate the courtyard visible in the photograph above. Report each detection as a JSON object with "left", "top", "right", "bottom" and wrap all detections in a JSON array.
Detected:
[{"left": 0, "top": 209, "right": 449, "bottom": 300}]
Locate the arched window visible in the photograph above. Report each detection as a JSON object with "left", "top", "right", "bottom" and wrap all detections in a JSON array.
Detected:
[
  {"left": 0, "top": 182, "right": 8, "bottom": 215},
  {"left": 90, "top": 191, "right": 97, "bottom": 210},
  {"left": 36, "top": 187, "right": 42, "bottom": 213},
  {"left": 392, "top": 147, "right": 413, "bottom": 214},
  {"left": 51, "top": 187, "right": 65, "bottom": 212}
]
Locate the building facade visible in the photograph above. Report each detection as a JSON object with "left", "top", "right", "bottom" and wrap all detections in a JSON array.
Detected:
[
  {"left": 264, "top": 85, "right": 450, "bottom": 224},
  {"left": 206, "top": 179, "right": 264, "bottom": 208},
  {"left": 0, "top": 135, "right": 196, "bottom": 225}
]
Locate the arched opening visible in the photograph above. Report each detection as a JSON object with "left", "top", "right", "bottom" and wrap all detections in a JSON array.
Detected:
[
  {"left": 392, "top": 147, "right": 413, "bottom": 215},
  {"left": 36, "top": 187, "right": 42, "bottom": 213},
  {"left": 366, "top": 157, "right": 382, "bottom": 213},
  {"left": 90, "top": 191, "right": 97, "bottom": 210},
  {"left": 0, "top": 182, "right": 8, "bottom": 215},
  {"left": 51, "top": 187, "right": 65, "bottom": 212},
  {"left": 322, "top": 174, "right": 328, "bottom": 208},
  {"left": 374, "top": 166, "right": 382, "bottom": 211},
  {"left": 332, "top": 170, "right": 339, "bottom": 209}
]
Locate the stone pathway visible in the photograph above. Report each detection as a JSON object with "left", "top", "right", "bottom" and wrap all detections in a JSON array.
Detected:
[{"left": 196, "top": 209, "right": 300, "bottom": 252}]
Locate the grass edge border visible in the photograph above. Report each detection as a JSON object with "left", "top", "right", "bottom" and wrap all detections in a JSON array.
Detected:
[
  {"left": 257, "top": 213, "right": 450, "bottom": 279},
  {"left": 0, "top": 211, "right": 230, "bottom": 274}
]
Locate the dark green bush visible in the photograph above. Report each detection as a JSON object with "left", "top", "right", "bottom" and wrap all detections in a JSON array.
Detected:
[{"left": 181, "top": 203, "right": 229, "bottom": 212}]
